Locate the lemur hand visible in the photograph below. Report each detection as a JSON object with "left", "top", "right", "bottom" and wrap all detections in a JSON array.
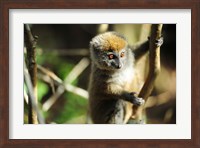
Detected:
[
  {"left": 129, "top": 92, "right": 145, "bottom": 106},
  {"left": 155, "top": 36, "right": 164, "bottom": 47}
]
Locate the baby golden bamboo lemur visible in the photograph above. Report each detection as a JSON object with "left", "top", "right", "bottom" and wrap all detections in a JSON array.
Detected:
[{"left": 88, "top": 32, "right": 162, "bottom": 124}]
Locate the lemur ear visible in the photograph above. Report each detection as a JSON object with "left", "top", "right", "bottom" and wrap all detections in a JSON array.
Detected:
[
  {"left": 89, "top": 40, "right": 95, "bottom": 47},
  {"left": 90, "top": 39, "right": 100, "bottom": 51}
]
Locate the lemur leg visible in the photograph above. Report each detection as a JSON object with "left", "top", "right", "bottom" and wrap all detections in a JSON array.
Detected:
[{"left": 107, "top": 100, "right": 125, "bottom": 124}]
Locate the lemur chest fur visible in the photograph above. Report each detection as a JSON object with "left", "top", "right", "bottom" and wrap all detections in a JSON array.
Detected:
[{"left": 106, "top": 66, "right": 134, "bottom": 89}]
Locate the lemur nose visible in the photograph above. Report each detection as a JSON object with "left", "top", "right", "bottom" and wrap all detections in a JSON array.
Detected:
[{"left": 117, "top": 63, "right": 122, "bottom": 69}]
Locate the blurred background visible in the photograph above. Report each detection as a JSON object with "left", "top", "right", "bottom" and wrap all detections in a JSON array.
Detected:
[{"left": 24, "top": 24, "right": 176, "bottom": 124}]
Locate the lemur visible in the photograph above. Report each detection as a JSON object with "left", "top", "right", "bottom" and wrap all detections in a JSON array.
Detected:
[{"left": 88, "top": 31, "right": 163, "bottom": 124}]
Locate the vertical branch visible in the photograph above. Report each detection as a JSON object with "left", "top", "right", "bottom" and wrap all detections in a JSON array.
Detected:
[
  {"left": 24, "top": 24, "right": 38, "bottom": 124},
  {"left": 132, "top": 24, "right": 163, "bottom": 122},
  {"left": 24, "top": 61, "right": 45, "bottom": 124},
  {"left": 139, "top": 24, "right": 163, "bottom": 100}
]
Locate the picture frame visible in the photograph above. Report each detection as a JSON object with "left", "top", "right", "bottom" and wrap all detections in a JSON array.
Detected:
[{"left": 0, "top": 0, "right": 199, "bottom": 147}]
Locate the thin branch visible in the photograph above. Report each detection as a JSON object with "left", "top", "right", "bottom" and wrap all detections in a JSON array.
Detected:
[
  {"left": 42, "top": 58, "right": 90, "bottom": 111},
  {"left": 145, "top": 91, "right": 176, "bottom": 108},
  {"left": 24, "top": 61, "right": 45, "bottom": 124},
  {"left": 48, "top": 78, "right": 56, "bottom": 94},
  {"left": 24, "top": 89, "right": 29, "bottom": 104},
  {"left": 37, "top": 69, "right": 88, "bottom": 99},
  {"left": 24, "top": 24, "right": 38, "bottom": 124},
  {"left": 37, "top": 65, "right": 63, "bottom": 84},
  {"left": 132, "top": 24, "right": 163, "bottom": 122},
  {"left": 63, "top": 58, "right": 90, "bottom": 84}
]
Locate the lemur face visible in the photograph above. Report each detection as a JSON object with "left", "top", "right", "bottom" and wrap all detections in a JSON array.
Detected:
[{"left": 90, "top": 32, "right": 128, "bottom": 71}]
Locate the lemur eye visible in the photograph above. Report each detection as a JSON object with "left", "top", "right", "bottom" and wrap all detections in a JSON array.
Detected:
[
  {"left": 108, "top": 54, "right": 114, "bottom": 59},
  {"left": 120, "top": 52, "right": 125, "bottom": 57}
]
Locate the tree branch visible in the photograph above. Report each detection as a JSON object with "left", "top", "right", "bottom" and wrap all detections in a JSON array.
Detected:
[
  {"left": 132, "top": 24, "right": 163, "bottom": 123},
  {"left": 37, "top": 65, "right": 88, "bottom": 99},
  {"left": 24, "top": 61, "right": 45, "bottom": 124},
  {"left": 139, "top": 24, "right": 163, "bottom": 100},
  {"left": 42, "top": 58, "right": 90, "bottom": 111},
  {"left": 24, "top": 24, "right": 38, "bottom": 124}
]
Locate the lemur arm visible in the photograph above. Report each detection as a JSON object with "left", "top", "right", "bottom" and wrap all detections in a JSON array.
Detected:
[
  {"left": 132, "top": 36, "right": 163, "bottom": 61},
  {"left": 131, "top": 40, "right": 149, "bottom": 61},
  {"left": 106, "top": 84, "right": 144, "bottom": 106}
]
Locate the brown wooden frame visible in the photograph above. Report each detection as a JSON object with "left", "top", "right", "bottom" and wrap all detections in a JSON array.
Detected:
[{"left": 0, "top": 0, "right": 200, "bottom": 147}]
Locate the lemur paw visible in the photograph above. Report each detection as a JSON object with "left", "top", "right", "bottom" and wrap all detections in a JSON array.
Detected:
[
  {"left": 133, "top": 97, "right": 145, "bottom": 106},
  {"left": 129, "top": 92, "right": 145, "bottom": 106},
  {"left": 155, "top": 36, "right": 164, "bottom": 47},
  {"left": 148, "top": 36, "right": 164, "bottom": 47}
]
